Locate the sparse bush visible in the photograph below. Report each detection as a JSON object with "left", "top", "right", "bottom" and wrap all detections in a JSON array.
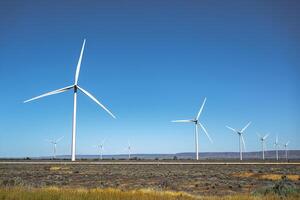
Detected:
[
  {"left": 159, "top": 180, "right": 170, "bottom": 189},
  {"left": 253, "top": 175, "right": 300, "bottom": 197},
  {"left": 0, "top": 177, "right": 25, "bottom": 187}
]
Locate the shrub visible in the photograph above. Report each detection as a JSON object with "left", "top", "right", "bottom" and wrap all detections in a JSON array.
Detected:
[{"left": 253, "top": 175, "right": 300, "bottom": 197}]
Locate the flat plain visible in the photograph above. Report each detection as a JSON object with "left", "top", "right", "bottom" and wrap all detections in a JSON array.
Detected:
[{"left": 0, "top": 161, "right": 299, "bottom": 197}]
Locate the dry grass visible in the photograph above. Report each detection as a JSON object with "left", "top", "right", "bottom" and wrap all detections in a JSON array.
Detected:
[
  {"left": 232, "top": 172, "right": 300, "bottom": 181},
  {"left": 0, "top": 187, "right": 299, "bottom": 200},
  {"left": 49, "top": 166, "right": 70, "bottom": 171},
  {"left": 259, "top": 174, "right": 299, "bottom": 181}
]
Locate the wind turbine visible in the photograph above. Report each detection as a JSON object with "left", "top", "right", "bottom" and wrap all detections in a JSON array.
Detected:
[
  {"left": 283, "top": 141, "right": 290, "bottom": 161},
  {"left": 226, "top": 122, "right": 251, "bottom": 161},
  {"left": 127, "top": 140, "right": 131, "bottom": 160},
  {"left": 24, "top": 39, "right": 116, "bottom": 161},
  {"left": 274, "top": 136, "right": 280, "bottom": 161},
  {"left": 95, "top": 139, "right": 105, "bottom": 160},
  {"left": 172, "top": 98, "right": 213, "bottom": 160},
  {"left": 46, "top": 136, "right": 64, "bottom": 159},
  {"left": 257, "top": 133, "right": 269, "bottom": 160}
]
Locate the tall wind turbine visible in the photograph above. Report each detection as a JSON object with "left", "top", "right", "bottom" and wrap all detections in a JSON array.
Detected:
[
  {"left": 274, "top": 136, "right": 280, "bottom": 161},
  {"left": 24, "top": 39, "right": 116, "bottom": 161},
  {"left": 226, "top": 122, "right": 251, "bottom": 161},
  {"left": 257, "top": 133, "right": 269, "bottom": 160},
  {"left": 47, "top": 136, "right": 64, "bottom": 159},
  {"left": 172, "top": 98, "right": 213, "bottom": 160},
  {"left": 284, "top": 141, "right": 290, "bottom": 161}
]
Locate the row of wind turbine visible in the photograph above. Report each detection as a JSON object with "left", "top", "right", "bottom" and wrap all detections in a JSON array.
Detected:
[{"left": 26, "top": 39, "right": 292, "bottom": 162}]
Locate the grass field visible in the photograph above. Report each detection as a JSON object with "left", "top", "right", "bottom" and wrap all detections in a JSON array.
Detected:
[{"left": 0, "top": 187, "right": 299, "bottom": 200}]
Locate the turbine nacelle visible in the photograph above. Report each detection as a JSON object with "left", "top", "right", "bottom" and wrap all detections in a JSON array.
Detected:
[{"left": 284, "top": 141, "right": 290, "bottom": 147}]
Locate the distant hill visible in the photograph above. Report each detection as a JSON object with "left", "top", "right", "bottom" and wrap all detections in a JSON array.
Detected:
[
  {"left": 175, "top": 150, "right": 300, "bottom": 160},
  {"left": 21, "top": 150, "right": 300, "bottom": 160}
]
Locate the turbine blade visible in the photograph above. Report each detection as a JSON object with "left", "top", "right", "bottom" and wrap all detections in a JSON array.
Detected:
[
  {"left": 286, "top": 141, "right": 290, "bottom": 146},
  {"left": 45, "top": 139, "right": 53, "bottom": 143},
  {"left": 56, "top": 136, "right": 64, "bottom": 143},
  {"left": 199, "top": 123, "right": 213, "bottom": 143},
  {"left": 263, "top": 134, "right": 269, "bottom": 140},
  {"left": 74, "top": 39, "right": 86, "bottom": 85},
  {"left": 171, "top": 119, "right": 193, "bottom": 123},
  {"left": 24, "top": 85, "right": 73, "bottom": 103},
  {"left": 196, "top": 97, "right": 207, "bottom": 120},
  {"left": 226, "top": 125, "right": 238, "bottom": 133},
  {"left": 77, "top": 86, "right": 116, "bottom": 119},
  {"left": 240, "top": 121, "right": 251, "bottom": 133},
  {"left": 257, "top": 133, "right": 262, "bottom": 138},
  {"left": 241, "top": 135, "right": 246, "bottom": 151}
]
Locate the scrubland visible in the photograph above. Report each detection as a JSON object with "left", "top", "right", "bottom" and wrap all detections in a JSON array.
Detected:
[{"left": 0, "top": 162, "right": 299, "bottom": 199}]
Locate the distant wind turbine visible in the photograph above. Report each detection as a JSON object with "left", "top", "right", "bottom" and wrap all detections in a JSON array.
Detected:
[
  {"left": 24, "top": 39, "right": 116, "bottom": 161},
  {"left": 172, "top": 98, "right": 213, "bottom": 160},
  {"left": 257, "top": 133, "right": 269, "bottom": 160},
  {"left": 226, "top": 122, "right": 251, "bottom": 161},
  {"left": 284, "top": 141, "right": 290, "bottom": 161},
  {"left": 274, "top": 136, "right": 280, "bottom": 161},
  {"left": 46, "top": 136, "right": 64, "bottom": 159},
  {"left": 95, "top": 139, "right": 105, "bottom": 160},
  {"left": 127, "top": 140, "right": 131, "bottom": 160}
]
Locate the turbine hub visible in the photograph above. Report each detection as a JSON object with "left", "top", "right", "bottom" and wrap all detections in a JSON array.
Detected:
[{"left": 74, "top": 85, "right": 78, "bottom": 92}]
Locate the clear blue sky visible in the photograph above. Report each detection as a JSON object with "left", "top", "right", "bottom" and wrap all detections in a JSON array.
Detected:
[{"left": 0, "top": 0, "right": 299, "bottom": 157}]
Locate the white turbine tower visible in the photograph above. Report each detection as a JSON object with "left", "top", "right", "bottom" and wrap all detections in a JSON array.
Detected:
[
  {"left": 257, "top": 133, "right": 269, "bottom": 160},
  {"left": 274, "top": 136, "right": 280, "bottom": 161},
  {"left": 284, "top": 141, "right": 290, "bottom": 161},
  {"left": 24, "top": 39, "right": 116, "bottom": 161},
  {"left": 172, "top": 98, "right": 213, "bottom": 160},
  {"left": 47, "top": 136, "right": 64, "bottom": 159},
  {"left": 226, "top": 122, "right": 251, "bottom": 161}
]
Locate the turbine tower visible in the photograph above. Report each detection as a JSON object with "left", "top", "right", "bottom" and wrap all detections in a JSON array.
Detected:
[
  {"left": 284, "top": 141, "right": 290, "bottom": 161},
  {"left": 226, "top": 122, "right": 251, "bottom": 161},
  {"left": 47, "top": 136, "right": 64, "bottom": 159},
  {"left": 172, "top": 98, "right": 213, "bottom": 160},
  {"left": 95, "top": 139, "right": 105, "bottom": 160},
  {"left": 24, "top": 39, "right": 116, "bottom": 161},
  {"left": 257, "top": 133, "right": 269, "bottom": 160},
  {"left": 274, "top": 136, "right": 280, "bottom": 161}
]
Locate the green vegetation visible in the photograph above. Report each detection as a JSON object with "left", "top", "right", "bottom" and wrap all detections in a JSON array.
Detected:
[{"left": 0, "top": 187, "right": 299, "bottom": 200}]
